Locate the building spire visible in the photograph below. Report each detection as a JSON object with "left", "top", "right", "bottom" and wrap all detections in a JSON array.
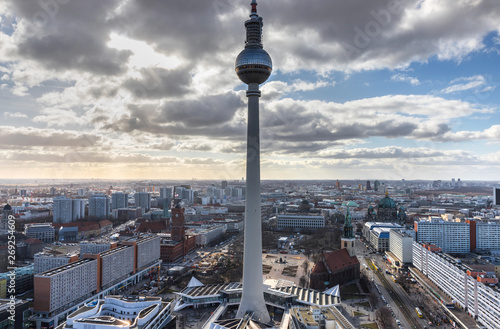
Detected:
[
  {"left": 251, "top": 0, "right": 257, "bottom": 14},
  {"left": 343, "top": 205, "right": 354, "bottom": 239}
]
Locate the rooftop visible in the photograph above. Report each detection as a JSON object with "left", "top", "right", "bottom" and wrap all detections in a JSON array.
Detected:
[{"left": 37, "top": 258, "right": 95, "bottom": 277}]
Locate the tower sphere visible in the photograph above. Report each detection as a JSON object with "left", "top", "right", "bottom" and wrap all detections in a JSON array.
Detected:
[{"left": 235, "top": 47, "right": 272, "bottom": 85}]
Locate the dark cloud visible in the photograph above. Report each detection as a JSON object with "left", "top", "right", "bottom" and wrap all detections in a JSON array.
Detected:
[
  {"left": 12, "top": 0, "right": 131, "bottom": 75},
  {"left": 123, "top": 67, "right": 192, "bottom": 99},
  {"left": 112, "top": 0, "right": 240, "bottom": 60},
  {"left": 159, "top": 92, "right": 244, "bottom": 127},
  {"left": 0, "top": 127, "right": 100, "bottom": 149}
]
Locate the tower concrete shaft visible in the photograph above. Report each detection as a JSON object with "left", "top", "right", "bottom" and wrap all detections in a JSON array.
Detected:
[
  {"left": 236, "top": 83, "right": 270, "bottom": 322},
  {"left": 235, "top": 1, "right": 271, "bottom": 322}
]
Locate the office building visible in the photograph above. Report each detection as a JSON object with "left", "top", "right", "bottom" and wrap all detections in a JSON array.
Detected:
[
  {"left": 415, "top": 217, "right": 470, "bottom": 253},
  {"left": 0, "top": 298, "right": 30, "bottom": 329},
  {"left": 389, "top": 229, "right": 415, "bottom": 264},
  {"left": 160, "top": 187, "right": 172, "bottom": 199},
  {"left": 413, "top": 242, "right": 500, "bottom": 329},
  {"left": 25, "top": 223, "right": 55, "bottom": 243},
  {"left": 111, "top": 192, "right": 128, "bottom": 210},
  {"left": 61, "top": 296, "right": 173, "bottom": 329},
  {"left": 134, "top": 192, "right": 151, "bottom": 214},
  {"left": 363, "top": 222, "right": 404, "bottom": 249},
  {"left": 0, "top": 265, "right": 33, "bottom": 298},
  {"left": 277, "top": 213, "right": 325, "bottom": 230},
  {"left": 34, "top": 251, "right": 79, "bottom": 274},
  {"left": 494, "top": 187, "right": 500, "bottom": 206},
  {"left": 88, "top": 194, "right": 110, "bottom": 219}
]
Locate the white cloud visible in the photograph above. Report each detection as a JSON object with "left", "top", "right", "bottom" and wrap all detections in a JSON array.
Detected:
[
  {"left": 391, "top": 73, "right": 420, "bottom": 85},
  {"left": 3, "top": 111, "right": 27, "bottom": 118},
  {"left": 441, "top": 75, "right": 486, "bottom": 94}
]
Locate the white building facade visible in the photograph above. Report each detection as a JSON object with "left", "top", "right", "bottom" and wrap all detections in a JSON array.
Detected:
[
  {"left": 277, "top": 213, "right": 325, "bottom": 230},
  {"left": 415, "top": 218, "right": 470, "bottom": 253},
  {"left": 389, "top": 229, "right": 415, "bottom": 264},
  {"left": 413, "top": 242, "right": 500, "bottom": 329}
]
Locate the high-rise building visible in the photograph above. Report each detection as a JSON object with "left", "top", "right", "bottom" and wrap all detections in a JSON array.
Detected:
[
  {"left": 34, "top": 251, "right": 79, "bottom": 274},
  {"left": 389, "top": 229, "right": 414, "bottom": 264},
  {"left": 234, "top": 0, "right": 272, "bottom": 321},
  {"left": 494, "top": 187, "right": 500, "bottom": 206},
  {"left": 53, "top": 197, "right": 84, "bottom": 223},
  {"left": 414, "top": 217, "right": 470, "bottom": 253},
  {"left": 72, "top": 199, "right": 85, "bottom": 221},
  {"left": 111, "top": 192, "right": 128, "bottom": 210},
  {"left": 53, "top": 196, "right": 72, "bottom": 223},
  {"left": 160, "top": 187, "right": 172, "bottom": 199},
  {"left": 413, "top": 242, "right": 500, "bottom": 328},
  {"left": 134, "top": 192, "right": 151, "bottom": 214},
  {"left": 34, "top": 259, "right": 98, "bottom": 314},
  {"left": 88, "top": 194, "right": 110, "bottom": 219},
  {"left": 366, "top": 181, "right": 371, "bottom": 190}
]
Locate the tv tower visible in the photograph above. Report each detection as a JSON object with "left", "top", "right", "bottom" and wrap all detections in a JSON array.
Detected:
[{"left": 235, "top": 0, "right": 272, "bottom": 323}]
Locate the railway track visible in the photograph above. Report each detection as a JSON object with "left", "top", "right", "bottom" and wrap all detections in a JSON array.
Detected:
[{"left": 370, "top": 260, "right": 423, "bottom": 329}]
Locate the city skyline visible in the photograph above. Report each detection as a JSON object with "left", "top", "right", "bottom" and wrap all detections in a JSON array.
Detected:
[{"left": 1, "top": 0, "right": 500, "bottom": 180}]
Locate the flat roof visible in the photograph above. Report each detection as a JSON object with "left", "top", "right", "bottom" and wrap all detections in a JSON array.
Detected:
[
  {"left": 37, "top": 258, "right": 96, "bottom": 277},
  {"left": 99, "top": 245, "right": 131, "bottom": 257}
]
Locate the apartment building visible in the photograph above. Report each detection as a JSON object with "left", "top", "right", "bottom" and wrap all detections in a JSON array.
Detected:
[
  {"left": 415, "top": 217, "right": 470, "bottom": 253},
  {"left": 413, "top": 242, "right": 500, "bottom": 329},
  {"left": 34, "top": 258, "right": 99, "bottom": 314},
  {"left": 34, "top": 251, "right": 79, "bottom": 274}
]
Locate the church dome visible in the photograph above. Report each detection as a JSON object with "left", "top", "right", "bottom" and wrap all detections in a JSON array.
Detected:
[{"left": 378, "top": 194, "right": 396, "bottom": 209}]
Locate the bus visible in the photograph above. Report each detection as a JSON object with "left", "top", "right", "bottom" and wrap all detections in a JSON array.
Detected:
[{"left": 415, "top": 307, "right": 423, "bottom": 318}]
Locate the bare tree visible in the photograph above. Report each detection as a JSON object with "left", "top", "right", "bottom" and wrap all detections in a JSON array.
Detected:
[
  {"left": 375, "top": 306, "right": 394, "bottom": 329},
  {"left": 301, "top": 260, "right": 309, "bottom": 273},
  {"left": 299, "top": 275, "right": 307, "bottom": 288},
  {"left": 369, "top": 292, "right": 379, "bottom": 310}
]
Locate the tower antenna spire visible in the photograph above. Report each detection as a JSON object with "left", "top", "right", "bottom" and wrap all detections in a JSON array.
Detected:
[{"left": 251, "top": 0, "right": 257, "bottom": 14}]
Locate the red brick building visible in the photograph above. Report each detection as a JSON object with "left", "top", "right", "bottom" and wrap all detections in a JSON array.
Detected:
[
  {"left": 160, "top": 207, "right": 196, "bottom": 262},
  {"left": 310, "top": 249, "right": 360, "bottom": 290}
]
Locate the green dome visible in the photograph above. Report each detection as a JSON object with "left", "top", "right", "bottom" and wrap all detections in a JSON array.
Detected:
[
  {"left": 378, "top": 194, "right": 396, "bottom": 209},
  {"left": 344, "top": 201, "right": 358, "bottom": 207}
]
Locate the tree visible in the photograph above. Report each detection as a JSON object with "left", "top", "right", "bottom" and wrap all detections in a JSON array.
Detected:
[
  {"left": 369, "top": 292, "right": 379, "bottom": 310},
  {"left": 375, "top": 306, "right": 394, "bottom": 329},
  {"left": 299, "top": 275, "right": 307, "bottom": 288},
  {"left": 301, "top": 260, "right": 309, "bottom": 274}
]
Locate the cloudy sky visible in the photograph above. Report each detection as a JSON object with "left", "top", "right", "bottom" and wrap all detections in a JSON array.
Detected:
[{"left": 1, "top": 0, "right": 500, "bottom": 181}]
